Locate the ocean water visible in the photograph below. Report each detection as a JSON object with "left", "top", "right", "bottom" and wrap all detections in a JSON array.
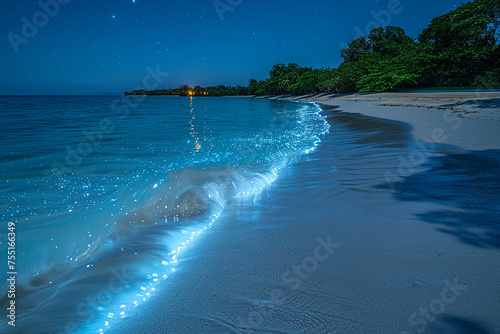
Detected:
[
  {"left": 0, "top": 96, "right": 329, "bottom": 333},
  {"left": 108, "top": 106, "right": 500, "bottom": 334}
]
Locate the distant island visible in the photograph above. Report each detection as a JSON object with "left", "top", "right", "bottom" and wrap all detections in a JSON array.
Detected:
[
  {"left": 125, "top": 84, "right": 247, "bottom": 97},
  {"left": 125, "top": 0, "right": 499, "bottom": 97}
]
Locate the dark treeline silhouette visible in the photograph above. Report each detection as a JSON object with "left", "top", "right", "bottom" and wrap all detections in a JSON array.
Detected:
[
  {"left": 125, "top": 84, "right": 248, "bottom": 96},
  {"left": 126, "top": 0, "right": 499, "bottom": 97}
]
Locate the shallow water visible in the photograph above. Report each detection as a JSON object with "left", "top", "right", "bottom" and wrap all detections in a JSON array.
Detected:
[
  {"left": 0, "top": 96, "right": 328, "bottom": 333},
  {"left": 110, "top": 107, "right": 500, "bottom": 334}
]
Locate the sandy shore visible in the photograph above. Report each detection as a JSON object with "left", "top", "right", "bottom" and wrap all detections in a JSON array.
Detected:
[{"left": 291, "top": 91, "right": 500, "bottom": 151}]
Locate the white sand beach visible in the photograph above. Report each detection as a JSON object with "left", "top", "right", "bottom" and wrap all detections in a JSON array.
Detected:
[{"left": 306, "top": 91, "right": 500, "bottom": 151}]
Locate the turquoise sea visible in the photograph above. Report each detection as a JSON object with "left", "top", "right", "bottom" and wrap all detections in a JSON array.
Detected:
[{"left": 0, "top": 96, "right": 328, "bottom": 333}]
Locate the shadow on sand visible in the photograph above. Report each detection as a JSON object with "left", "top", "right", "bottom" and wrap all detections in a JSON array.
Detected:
[
  {"left": 442, "top": 98, "right": 500, "bottom": 109},
  {"left": 427, "top": 314, "right": 494, "bottom": 334},
  {"left": 379, "top": 149, "right": 500, "bottom": 249}
]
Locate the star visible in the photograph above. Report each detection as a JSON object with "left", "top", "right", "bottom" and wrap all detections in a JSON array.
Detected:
[{"left": 112, "top": 15, "right": 116, "bottom": 19}]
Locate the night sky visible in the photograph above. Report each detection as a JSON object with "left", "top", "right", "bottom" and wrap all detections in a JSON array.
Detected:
[{"left": 2, "top": 0, "right": 464, "bottom": 95}]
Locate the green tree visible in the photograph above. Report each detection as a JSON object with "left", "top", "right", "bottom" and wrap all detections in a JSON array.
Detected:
[
  {"left": 357, "top": 46, "right": 422, "bottom": 92},
  {"left": 337, "top": 26, "right": 417, "bottom": 92},
  {"left": 341, "top": 36, "right": 372, "bottom": 63},
  {"left": 268, "top": 63, "right": 307, "bottom": 94},
  {"left": 418, "top": 0, "right": 500, "bottom": 86},
  {"left": 369, "top": 26, "right": 415, "bottom": 56},
  {"left": 179, "top": 84, "right": 192, "bottom": 95}
]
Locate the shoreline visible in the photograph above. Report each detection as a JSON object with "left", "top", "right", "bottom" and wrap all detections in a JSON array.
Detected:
[
  {"left": 124, "top": 91, "right": 500, "bottom": 151},
  {"left": 280, "top": 91, "right": 500, "bottom": 151}
]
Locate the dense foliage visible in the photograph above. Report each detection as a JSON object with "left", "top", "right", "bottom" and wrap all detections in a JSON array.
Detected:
[
  {"left": 127, "top": 0, "right": 500, "bottom": 96},
  {"left": 125, "top": 84, "right": 248, "bottom": 96}
]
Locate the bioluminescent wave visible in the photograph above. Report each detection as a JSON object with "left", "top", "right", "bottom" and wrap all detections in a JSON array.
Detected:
[{"left": 0, "top": 96, "right": 328, "bottom": 333}]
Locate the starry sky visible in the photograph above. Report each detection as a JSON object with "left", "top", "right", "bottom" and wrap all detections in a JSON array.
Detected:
[{"left": 1, "top": 0, "right": 464, "bottom": 95}]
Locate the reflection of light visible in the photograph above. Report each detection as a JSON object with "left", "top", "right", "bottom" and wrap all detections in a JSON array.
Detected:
[{"left": 189, "top": 103, "right": 202, "bottom": 152}]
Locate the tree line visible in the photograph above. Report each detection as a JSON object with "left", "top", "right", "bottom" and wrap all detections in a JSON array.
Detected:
[
  {"left": 126, "top": 0, "right": 499, "bottom": 97},
  {"left": 125, "top": 84, "right": 249, "bottom": 96}
]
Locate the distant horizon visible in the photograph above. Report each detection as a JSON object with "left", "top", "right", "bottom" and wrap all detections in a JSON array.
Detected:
[{"left": 2, "top": 88, "right": 499, "bottom": 97}]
